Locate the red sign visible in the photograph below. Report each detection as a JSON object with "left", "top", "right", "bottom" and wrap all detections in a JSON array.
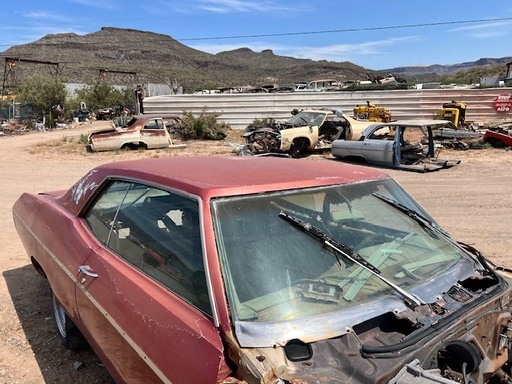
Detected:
[{"left": 493, "top": 93, "right": 512, "bottom": 113}]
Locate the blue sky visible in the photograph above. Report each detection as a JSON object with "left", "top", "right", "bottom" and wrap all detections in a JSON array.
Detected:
[{"left": 1, "top": 0, "right": 511, "bottom": 70}]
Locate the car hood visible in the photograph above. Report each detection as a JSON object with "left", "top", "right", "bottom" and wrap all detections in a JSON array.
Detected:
[{"left": 233, "top": 257, "right": 479, "bottom": 348}]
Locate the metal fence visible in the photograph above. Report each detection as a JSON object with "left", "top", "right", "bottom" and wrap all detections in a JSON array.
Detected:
[
  {"left": 0, "top": 101, "right": 36, "bottom": 121},
  {"left": 143, "top": 88, "right": 512, "bottom": 129}
]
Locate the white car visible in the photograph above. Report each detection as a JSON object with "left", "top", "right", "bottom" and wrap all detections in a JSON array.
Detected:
[{"left": 241, "top": 108, "right": 371, "bottom": 158}]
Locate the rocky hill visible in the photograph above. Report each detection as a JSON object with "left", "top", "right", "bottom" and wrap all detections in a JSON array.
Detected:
[
  {"left": 1, "top": 26, "right": 510, "bottom": 92},
  {"left": 1, "top": 27, "right": 373, "bottom": 92}
]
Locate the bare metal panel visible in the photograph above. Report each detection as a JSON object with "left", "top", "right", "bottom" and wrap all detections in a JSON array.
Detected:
[{"left": 143, "top": 88, "right": 512, "bottom": 129}]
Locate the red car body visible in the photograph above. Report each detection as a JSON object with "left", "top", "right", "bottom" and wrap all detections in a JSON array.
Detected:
[
  {"left": 12, "top": 157, "right": 384, "bottom": 383},
  {"left": 483, "top": 128, "right": 512, "bottom": 147},
  {"left": 12, "top": 157, "right": 512, "bottom": 384}
]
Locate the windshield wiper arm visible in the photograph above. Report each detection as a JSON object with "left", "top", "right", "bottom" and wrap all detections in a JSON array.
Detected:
[
  {"left": 279, "top": 210, "right": 425, "bottom": 308},
  {"left": 372, "top": 192, "right": 449, "bottom": 236},
  {"left": 372, "top": 192, "right": 489, "bottom": 274}
]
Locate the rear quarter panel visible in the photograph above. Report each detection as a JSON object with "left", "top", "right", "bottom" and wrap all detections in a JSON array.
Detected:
[
  {"left": 12, "top": 192, "right": 94, "bottom": 324},
  {"left": 90, "top": 130, "right": 142, "bottom": 151}
]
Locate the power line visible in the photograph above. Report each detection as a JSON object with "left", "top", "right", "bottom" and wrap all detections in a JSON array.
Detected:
[
  {"left": 176, "top": 17, "right": 512, "bottom": 41},
  {"left": 1, "top": 16, "right": 511, "bottom": 49}
]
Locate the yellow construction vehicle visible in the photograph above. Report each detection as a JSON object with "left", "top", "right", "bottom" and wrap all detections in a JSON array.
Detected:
[
  {"left": 435, "top": 101, "right": 467, "bottom": 127},
  {"left": 353, "top": 100, "right": 392, "bottom": 122}
]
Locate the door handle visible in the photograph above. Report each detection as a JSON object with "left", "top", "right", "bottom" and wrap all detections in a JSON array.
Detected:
[{"left": 78, "top": 265, "right": 98, "bottom": 278}]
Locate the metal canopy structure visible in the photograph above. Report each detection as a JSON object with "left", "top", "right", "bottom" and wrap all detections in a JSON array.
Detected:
[
  {"left": 98, "top": 68, "right": 137, "bottom": 83},
  {"left": 2, "top": 57, "right": 63, "bottom": 95}
]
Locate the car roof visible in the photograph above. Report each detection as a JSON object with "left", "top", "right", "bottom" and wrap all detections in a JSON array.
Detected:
[
  {"left": 296, "top": 108, "right": 338, "bottom": 115},
  {"left": 133, "top": 114, "right": 180, "bottom": 120},
  {"left": 105, "top": 156, "right": 386, "bottom": 196},
  {"left": 60, "top": 157, "right": 388, "bottom": 214},
  {"left": 360, "top": 119, "right": 457, "bottom": 136}
]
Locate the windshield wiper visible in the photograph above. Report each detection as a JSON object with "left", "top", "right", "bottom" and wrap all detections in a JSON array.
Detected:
[
  {"left": 372, "top": 192, "right": 489, "bottom": 274},
  {"left": 278, "top": 210, "right": 425, "bottom": 308},
  {"left": 373, "top": 192, "right": 450, "bottom": 236}
]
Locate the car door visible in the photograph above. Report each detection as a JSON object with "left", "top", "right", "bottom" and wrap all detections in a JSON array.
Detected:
[
  {"left": 141, "top": 118, "right": 170, "bottom": 148},
  {"left": 362, "top": 125, "right": 395, "bottom": 165},
  {"left": 76, "top": 180, "right": 224, "bottom": 383}
]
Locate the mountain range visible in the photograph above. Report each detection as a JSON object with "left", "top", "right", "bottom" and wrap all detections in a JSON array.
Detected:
[{"left": 1, "top": 27, "right": 510, "bottom": 92}]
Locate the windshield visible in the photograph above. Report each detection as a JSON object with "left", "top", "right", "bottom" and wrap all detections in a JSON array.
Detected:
[
  {"left": 212, "top": 178, "right": 475, "bottom": 326},
  {"left": 287, "top": 111, "right": 326, "bottom": 127}
]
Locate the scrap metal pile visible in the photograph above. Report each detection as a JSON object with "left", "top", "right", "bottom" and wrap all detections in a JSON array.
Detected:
[{"left": 0, "top": 120, "right": 33, "bottom": 135}]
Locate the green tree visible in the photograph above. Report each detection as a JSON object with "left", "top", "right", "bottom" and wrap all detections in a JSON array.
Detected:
[
  {"left": 17, "top": 76, "right": 67, "bottom": 125},
  {"left": 73, "top": 81, "right": 131, "bottom": 112}
]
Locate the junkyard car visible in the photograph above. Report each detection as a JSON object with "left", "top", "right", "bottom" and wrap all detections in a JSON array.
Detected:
[
  {"left": 96, "top": 107, "right": 115, "bottom": 120},
  {"left": 12, "top": 156, "right": 512, "bottom": 383},
  {"left": 483, "top": 127, "right": 512, "bottom": 147},
  {"left": 240, "top": 108, "right": 371, "bottom": 157},
  {"left": 332, "top": 119, "right": 461, "bottom": 172},
  {"left": 86, "top": 114, "right": 185, "bottom": 152}
]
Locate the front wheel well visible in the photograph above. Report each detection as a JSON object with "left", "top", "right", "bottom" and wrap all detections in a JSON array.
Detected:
[{"left": 289, "top": 137, "right": 311, "bottom": 158}]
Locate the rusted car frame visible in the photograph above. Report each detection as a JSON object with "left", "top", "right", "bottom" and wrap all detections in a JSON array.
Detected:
[
  {"left": 240, "top": 108, "right": 371, "bottom": 158},
  {"left": 86, "top": 114, "right": 186, "bottom": 152},
  {"left": 332, "top": 119, "right": 461, "bottom": 172}
]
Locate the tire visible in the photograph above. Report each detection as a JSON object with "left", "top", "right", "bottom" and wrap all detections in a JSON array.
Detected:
[
  {"left": 289, "top": 138, "right": 309, "bottom": 158},
  {"left": 52, "top": 291, "right": 86, "bottom": 350}
]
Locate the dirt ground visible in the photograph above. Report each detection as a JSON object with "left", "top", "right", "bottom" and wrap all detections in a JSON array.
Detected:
[{"left": 0, "top": 121, "right": 511, "bottom": 383}]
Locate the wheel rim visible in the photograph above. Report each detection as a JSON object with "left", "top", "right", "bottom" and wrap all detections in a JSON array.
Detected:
[
  {"left": 52, "top": 294, "right": 67, "bottom": 338},
  {"left": 291, "top": 139, "right": 307, "bottom": 158}
]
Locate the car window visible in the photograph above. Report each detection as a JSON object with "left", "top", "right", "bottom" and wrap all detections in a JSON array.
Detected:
[
  {"left": 125, "top": 117, "right": 137, "bottom": 127},
  {"left": 83, "top": 181, "right": 211, "bottom": 315},
  {"left": 369, "top": 126, "right": 395, "bottom": 140},
  {"left": 143, "top": 119, "right": 164, "bottom": 130},
  {"left": 401, "top": 126, "right": 427, "bottom": 147},
  {"left": 288, "top": 112, "right": 325, "bottom": 126}
]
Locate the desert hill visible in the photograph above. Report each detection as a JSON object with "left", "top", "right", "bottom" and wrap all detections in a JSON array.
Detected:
[{"left": 1, "top": 26, "right": 510, "bottom": 92}]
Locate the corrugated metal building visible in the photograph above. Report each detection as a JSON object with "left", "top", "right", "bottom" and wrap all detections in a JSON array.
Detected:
[{"left": 143, "top": 88, "right": 512, "bottom": 129}]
